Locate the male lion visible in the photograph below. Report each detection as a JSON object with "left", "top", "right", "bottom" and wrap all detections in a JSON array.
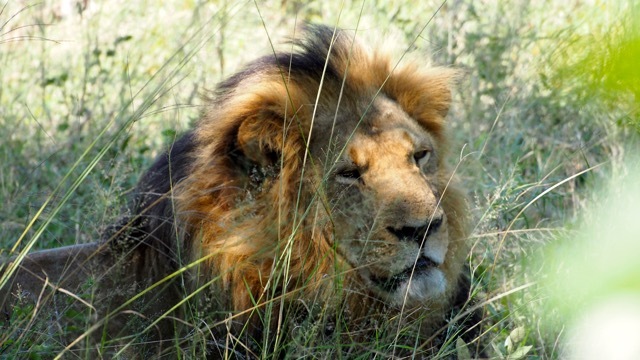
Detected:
[{"left": 1, "top": 24, "right": 473, "bottom": 357}]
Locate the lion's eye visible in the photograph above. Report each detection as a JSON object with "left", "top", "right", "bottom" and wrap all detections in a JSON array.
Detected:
[
  {"left": 336, "top": 167, "right": 362, "bottom": 184},
  {"left": 413, "top": 149, "right": 431, "bottom": 166}
]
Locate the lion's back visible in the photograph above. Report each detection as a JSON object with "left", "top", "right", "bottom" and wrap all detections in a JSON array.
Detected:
[{"left": 103, "top": 132, "right": 197, "bottom": 259}]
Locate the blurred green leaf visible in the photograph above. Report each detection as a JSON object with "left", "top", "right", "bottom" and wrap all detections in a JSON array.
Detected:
[
  {"left": 456, "top": 337, "right": 472, "bottom": 360},
  {"left": 507, "top": 345, "right": 532, "bottom": 360}
]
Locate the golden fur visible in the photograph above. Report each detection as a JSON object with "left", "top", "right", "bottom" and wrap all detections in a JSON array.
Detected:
[{"left": 1, "top": 24, "right": 471, "bottom": 355}]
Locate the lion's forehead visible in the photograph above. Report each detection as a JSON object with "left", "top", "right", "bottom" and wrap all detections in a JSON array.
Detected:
[
  {"left": 313, "top": 95, "right": 433, "bottom": 165},
  {"left": 348, "top": 128, "right": 433, "bottom": 171},
  {"left": 347, "top": 130, "right": 413, "bottom": 167}
]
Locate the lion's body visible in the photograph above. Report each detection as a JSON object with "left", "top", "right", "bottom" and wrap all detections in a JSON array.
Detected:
[{"left": 1, "top": 25, "right": 473, "bottom": 357}]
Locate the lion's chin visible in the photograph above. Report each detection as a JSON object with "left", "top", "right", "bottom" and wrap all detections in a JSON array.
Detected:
[{"left": 385, "top": 268, "right": 447, "bottom": 307}]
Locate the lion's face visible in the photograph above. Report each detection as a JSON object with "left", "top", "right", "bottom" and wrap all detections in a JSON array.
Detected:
[{"left": 320, "top": 96, "right": 450, "bottom": 307}]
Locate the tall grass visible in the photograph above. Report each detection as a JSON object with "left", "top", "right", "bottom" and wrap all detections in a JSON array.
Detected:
[{"left": 0, "top": 0, "right": 636, "bottom": 358}]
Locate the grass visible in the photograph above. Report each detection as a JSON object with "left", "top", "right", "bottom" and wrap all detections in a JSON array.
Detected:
[{"left": 0, "top": 0, "right": 637, "bottom": 358}]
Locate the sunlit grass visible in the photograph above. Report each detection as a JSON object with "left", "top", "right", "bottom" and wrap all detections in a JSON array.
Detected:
[{"left": 0, "top": 0, "right": 636, "bottom": 358}]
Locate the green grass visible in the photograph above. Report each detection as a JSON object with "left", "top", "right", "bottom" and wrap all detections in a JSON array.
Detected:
[{"left": 1, "top": 0, "right": 637, "bottom": 358}]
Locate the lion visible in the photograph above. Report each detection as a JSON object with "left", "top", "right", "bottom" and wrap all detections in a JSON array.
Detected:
[{"left": 1, "top": 24, "right": 473, "bottom": 357}]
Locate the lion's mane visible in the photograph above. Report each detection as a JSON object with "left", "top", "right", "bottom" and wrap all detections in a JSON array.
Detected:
[{"left": 114, "top": 24, "right": 471, "bottom": 338}]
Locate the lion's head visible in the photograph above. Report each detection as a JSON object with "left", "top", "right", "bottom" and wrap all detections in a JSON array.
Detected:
[{"left": 177, "top": 24, "right": 469, "bottom": 325}]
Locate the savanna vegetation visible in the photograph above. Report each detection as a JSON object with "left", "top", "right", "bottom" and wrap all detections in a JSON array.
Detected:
[{"left": 1, "top": 0, "right": 638, "bottom": 358}]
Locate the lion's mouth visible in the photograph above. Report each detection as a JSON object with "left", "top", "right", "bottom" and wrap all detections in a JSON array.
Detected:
[{"left": 371, "top": 256, "right": 438, "bottom": 292}]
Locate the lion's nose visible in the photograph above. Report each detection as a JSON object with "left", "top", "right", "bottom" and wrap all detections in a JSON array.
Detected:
[{"left": 387, "top": 217, "right": 443, "bottom": 245}]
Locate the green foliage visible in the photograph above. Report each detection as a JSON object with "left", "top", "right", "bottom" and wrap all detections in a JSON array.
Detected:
[
  {"left": 540, "top": 156, "right": 640, "bottom": 358},
  {"left": 543, "top": 1, "right": 640, "bottom": 132},
  {"left": 0, "top": 283, "right": 96, "bottom": 359}
]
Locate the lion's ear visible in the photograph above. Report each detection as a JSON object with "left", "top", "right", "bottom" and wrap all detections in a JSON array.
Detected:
[{"left": 234, "top": 110, "right": 283, "bottom": 170}]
